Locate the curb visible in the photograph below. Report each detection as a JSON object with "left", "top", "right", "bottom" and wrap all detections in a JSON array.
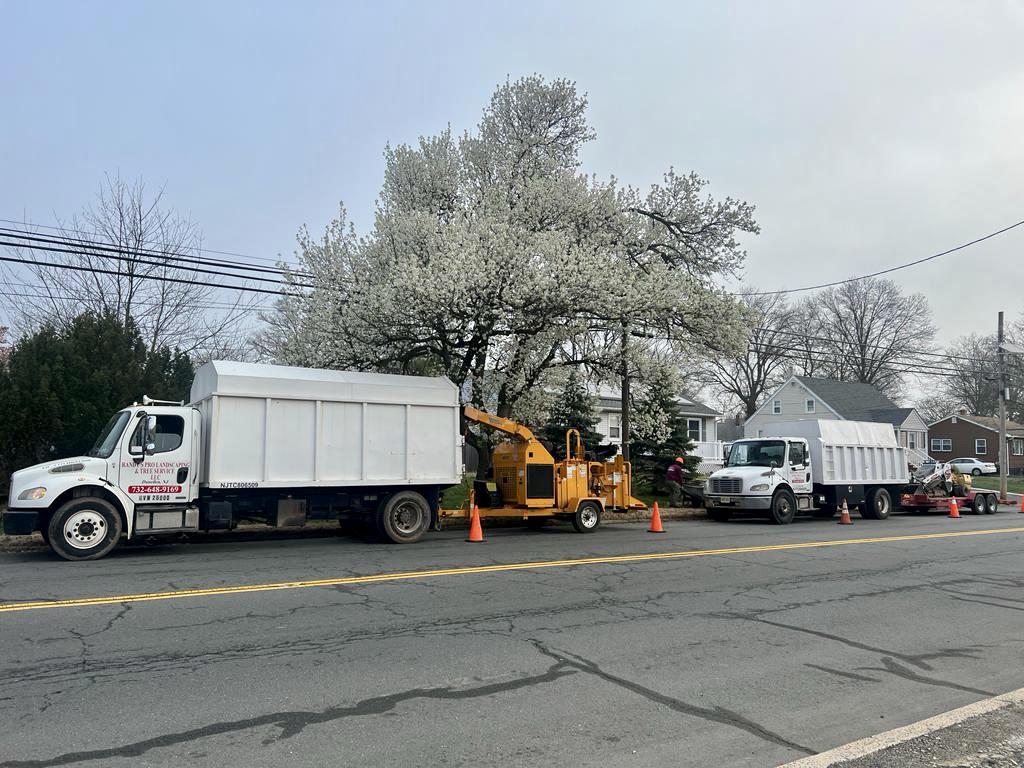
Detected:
[{"left": 777, "top": 686, "right": 1024, "bottom": 767}]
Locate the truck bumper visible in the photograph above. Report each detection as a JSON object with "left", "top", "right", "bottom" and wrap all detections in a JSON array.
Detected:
[
  {"left": 2, "top": 509, "right": 39, "bottom": 535},
  {"left": 705, "top": 495, "right": 773, "bottom": 513}
]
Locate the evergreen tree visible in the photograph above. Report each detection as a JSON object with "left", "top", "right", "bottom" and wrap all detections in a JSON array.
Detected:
[
  {"left": 629, "top": 374, "right": 698, "bottom": 495},
  {"left": 541, "top": 369, "right": 605, "bottom": 460},
  {"left": 0, "top": 312, "right": 194, "bottom": 492}
]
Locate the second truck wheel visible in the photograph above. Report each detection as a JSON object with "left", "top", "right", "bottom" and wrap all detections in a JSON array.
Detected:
[{"left": 377, "top": 492, "right": 431, "bottom": 543}]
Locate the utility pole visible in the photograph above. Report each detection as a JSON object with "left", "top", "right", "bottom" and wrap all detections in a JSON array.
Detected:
[
  {"left": 998, "top": 311, "right": 1009, "bottom": 502},
  {"left": 620, "top": 320, "right": 630, "bottom": 461}
]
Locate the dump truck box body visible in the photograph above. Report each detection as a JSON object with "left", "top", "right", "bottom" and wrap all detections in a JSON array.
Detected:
[
  {"left": 763, "top": 419, "right": 909, "bottom": 486},
  {"left": 189, "top": 361, "right": 462, "bottom": 489}
]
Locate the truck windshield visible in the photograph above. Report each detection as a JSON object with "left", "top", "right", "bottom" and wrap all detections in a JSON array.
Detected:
[
  {"left": 88, "top": 411, "right": 131, "bottom": 458},
  {"left": 726, "top": 440, "right": 786, "bottom": 468}
]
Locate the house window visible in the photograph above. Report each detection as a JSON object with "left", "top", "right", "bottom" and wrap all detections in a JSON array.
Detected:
[
  {"left": 1013, "top": 439, "right": 1024, "bottom": 456},
  {"left": 975, "top": 438, "right": 987, "bottom": 455},
  {"left": 687, "top": 419, "right": 702, "bottom": 442},
  {"left": 772, "top": 399, "right": 781, "bottom": 414},
  {"left": 931, "top": 438, "right": 952, "bottom": 452},
  {"left": 608, "top": 414, "right": 621, "bottom": 440},
  {"left": 805, "top": 399, "right": 815, "bottom": 413},
  {"left": 907, "top": 432, "right": 917, "bottom": 450}
]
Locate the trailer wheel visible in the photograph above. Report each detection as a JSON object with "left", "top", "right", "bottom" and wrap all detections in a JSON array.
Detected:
[
  {"left": 571, "top": 502, "right": 601, "bottom": 533},
  {"left": 987, "top": 494, "right": 999, "bottom": 514},
  {"left": 47, "top": 497, "right": 122, "bottom": 561},
  {"left": 768, "top": 490, "right": 796, "bottom": 525},
  {"left": 973, "top": 494, "right": 989, "bottom": 515},
  {"left": 861, "top": 488, "right": 891, "bottom": 520},
  {"left": 377, "top": 492, "right": 431, "bottom": 544}
]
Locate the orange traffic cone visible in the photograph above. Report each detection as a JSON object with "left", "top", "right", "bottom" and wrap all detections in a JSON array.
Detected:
[
  {"left": 649, "top": 501, "right": 665, "bottom": 533},
  {"left": 466, "top": 504, "right": 484, "bottom": 542},
  {"left": 948, "top": 498, "right": 961, "bottom": 519},
  {"left": 1018, "top": 496, "right": 1024, "bottom": 514},
  {"left": 837, "top": 499, "right": 853, "bottom": 525}
]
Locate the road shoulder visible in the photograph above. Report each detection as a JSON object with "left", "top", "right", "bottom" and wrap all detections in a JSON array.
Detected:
[{"left": 780, "top": 687, "right": 1024, "bottom": 768}]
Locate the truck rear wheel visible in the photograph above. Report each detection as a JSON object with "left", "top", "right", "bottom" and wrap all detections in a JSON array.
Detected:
[
  {"left": 863, "top": 488, "right": 891, "bottom": 520},
  {"left": 769, "top": 490, "right": 796, "bottom": 525},
  {"left": 987, "top": 493, "right": 998, "bottom": 514},
  {"left": 47, "top": 497, "right": 123, "bottom": 561},
  {"left": 571, "top": 502, "right": 601, "bottom": 533},
  {"left": 377, "top": 492, "right": 431, "bottom": 544}
]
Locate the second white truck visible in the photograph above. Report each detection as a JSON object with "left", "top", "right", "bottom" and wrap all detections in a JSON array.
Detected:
[{"left": 705, "top": 420, "right": 909, "bottom": 524}]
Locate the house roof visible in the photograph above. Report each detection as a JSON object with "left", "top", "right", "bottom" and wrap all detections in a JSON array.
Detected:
[
  {"left": 930, "top": 413, "right": 1024, "bottom": 437},
  {"left": 595, "top": 393, "right": 721, "bottom": 417},
  {"left": 792, "top": 376, "right": 913, "bottom": 425}
]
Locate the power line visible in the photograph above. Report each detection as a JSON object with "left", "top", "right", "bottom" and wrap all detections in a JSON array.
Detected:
[
  {"left": 0, "top": 226, "right": 308, "bottom": 280},
  {"left": 0, "top": 216, "right": 295, "bottom": 267},
  {"left": 0, "top": 249, "right": 293, "bottom": 297},
  {"left": 758, "top": 327, "right": 991, "bottom": 367},
  {"left": 747, "top": 343, "right": 969, "bottom": 380},
  {"left": 736, "top": 218, "right": 1024, "bottom": 297},
  {"left": 0, "top": 232, "right": 311, "bottom": 288}
]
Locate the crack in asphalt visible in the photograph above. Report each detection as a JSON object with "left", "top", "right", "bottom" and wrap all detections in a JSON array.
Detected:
[
  {"left": 864, "top": 657, "right": 995, "bottom": 697},
  {"left": 804, "top": 663, "right": 881, "bottom": 683},
  {"left": 726, "top": 614, "right": 975, "bottom": 672},
  {"left": 0, "top": 662, "right": 577, "bottom": 768},
  {"left": 530, "top": 640, "right": 815, "bottom": 756}
]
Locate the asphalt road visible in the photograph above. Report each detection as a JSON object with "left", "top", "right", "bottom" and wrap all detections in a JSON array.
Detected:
[{"left": 2, "top": 511, "right": 1024, "bottom": 767}]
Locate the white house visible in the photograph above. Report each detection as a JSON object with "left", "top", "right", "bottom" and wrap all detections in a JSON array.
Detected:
[
  {"left": 593, "top": 389, "right": 724, "bottom": 466},
  {"left": 744, "top": 376, "right": 930, "bottom": 465}
]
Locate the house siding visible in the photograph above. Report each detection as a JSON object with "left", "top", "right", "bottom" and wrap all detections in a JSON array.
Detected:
[
  {"left": 594, "top": 411, "right": 717, "bottom": 447},
  {"left": 928, "top": 417, "right": 1024, "bottom": 474},
  {"left": 744, "top": 379, "right": 839, "bottom": 437}
]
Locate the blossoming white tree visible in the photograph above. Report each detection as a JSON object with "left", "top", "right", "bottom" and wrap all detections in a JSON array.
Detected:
[{"left": 262, "top": 76, "right": 759, "bottom": 462}]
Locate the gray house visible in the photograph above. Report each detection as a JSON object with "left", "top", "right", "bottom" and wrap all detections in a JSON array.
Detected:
[{"left": 744, "top": 376, "right": 930, "bottom": 464}]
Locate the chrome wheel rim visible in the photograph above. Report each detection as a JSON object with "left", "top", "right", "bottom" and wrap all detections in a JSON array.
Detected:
[
  {"left": 63, "top": 510, "right": 106, "bottom": 550},
  {"left": 579, "top": 506, "right": 599, "bottom": 529},
  {"left": 392, "top": 501, "right": 424, "bottom": 535}
]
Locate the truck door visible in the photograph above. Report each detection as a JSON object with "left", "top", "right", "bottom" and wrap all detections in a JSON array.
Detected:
[
  {"left": 119, "top": 410, "right": 196, "bottom": 506},
  {"left": 788, "top": 441, "right": 812, "bottom": 494}
]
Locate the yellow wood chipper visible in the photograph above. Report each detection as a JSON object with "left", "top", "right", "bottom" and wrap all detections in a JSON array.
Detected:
[{"left": 439, "top": 406, "right": 647, "bottom": 532}]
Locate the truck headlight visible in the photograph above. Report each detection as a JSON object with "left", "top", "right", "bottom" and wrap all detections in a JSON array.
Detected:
[
  {"left": 18, "top": 486, "right": 47, "bottom": 500},
  {"left": 749, "top": 483, "right": 769, "bottom": 492}
]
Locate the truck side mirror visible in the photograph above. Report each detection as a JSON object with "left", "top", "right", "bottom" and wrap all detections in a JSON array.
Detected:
[{"left": 145, "top": 415, "right": 157, "bottom": 455}]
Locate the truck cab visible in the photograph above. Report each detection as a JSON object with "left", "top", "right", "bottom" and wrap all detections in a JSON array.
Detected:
[
  {"left": 5, "top": 404, "right": 200, "bottom": 560},
  {"left": 705, "top": 437, "right": 813, "bottom": 524}
]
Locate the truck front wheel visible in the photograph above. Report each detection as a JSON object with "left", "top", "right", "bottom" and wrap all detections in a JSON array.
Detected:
[
  {"left": 863, "top": 488, "right": 891, "bottom": 520},
  {"left": 47, "top": 497, "right": 123, "bottom": 561},
  {"left": 377, "top": 491, "right": 431, "bottom": 544},
  {"left": 769, "top": 490, "right": 796, "bottom": 525}
]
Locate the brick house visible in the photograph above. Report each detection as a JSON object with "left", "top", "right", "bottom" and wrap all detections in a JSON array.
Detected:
[{"left": 927, "top": 412, "right": 1024, "bottom": 475}]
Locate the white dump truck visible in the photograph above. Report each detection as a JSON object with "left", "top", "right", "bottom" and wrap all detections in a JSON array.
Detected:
[
  {"left": 704, "top": 420, "right": 909, "bottom": 524},
  {"left": 4, "top": 361, "right": 463, "bottom": 560}
]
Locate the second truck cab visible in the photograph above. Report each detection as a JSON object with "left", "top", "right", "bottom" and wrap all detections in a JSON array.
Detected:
[{"left": 706, "top": 437, "right": 813, "bottom": 524}]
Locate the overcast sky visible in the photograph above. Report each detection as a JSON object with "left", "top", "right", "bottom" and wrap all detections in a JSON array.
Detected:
[{"left": 2, "top": 0, "right": 1023, "bottom": 343}]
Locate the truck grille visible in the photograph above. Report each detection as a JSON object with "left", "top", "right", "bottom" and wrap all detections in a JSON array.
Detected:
[{"left": 709, "top": 478, "right": 742, "bottom": 494}]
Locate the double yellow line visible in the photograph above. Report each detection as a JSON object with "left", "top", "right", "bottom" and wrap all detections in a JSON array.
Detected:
[{"left": 3, "top": 526, "right": 1023, "bottom": 614}]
